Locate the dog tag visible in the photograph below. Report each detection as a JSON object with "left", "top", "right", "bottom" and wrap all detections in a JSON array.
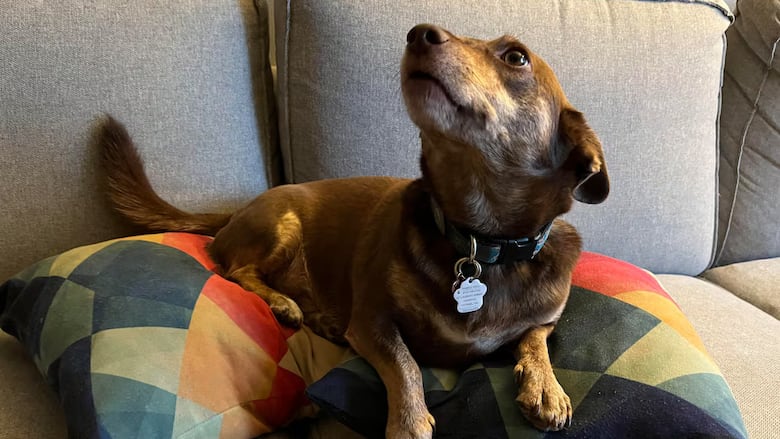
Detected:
[{"left": 453, "top": 277, "right": 488, "bottom": 313}]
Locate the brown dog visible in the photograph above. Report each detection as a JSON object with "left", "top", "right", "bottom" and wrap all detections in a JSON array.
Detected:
[{"left": 99, "top": 24, "right": 608, "bottom": 438}]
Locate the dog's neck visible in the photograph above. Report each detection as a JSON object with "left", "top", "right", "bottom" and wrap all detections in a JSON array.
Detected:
[
  {"left": 419, "top": 131, "right": 564, "bottom": 240},
  {"left": 429, "top": 196, "right": 552, "bottom": 264}
]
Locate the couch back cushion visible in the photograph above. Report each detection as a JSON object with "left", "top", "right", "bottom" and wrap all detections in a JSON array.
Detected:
[
  {"left": 0, "top": 1, "right": 279, "bottom": 281},
  {"left": 715, "top": 0, "right": 780, "bottom": 266},
  {"left": 274, "top": 0, "right": 731, "bottom": 275}
]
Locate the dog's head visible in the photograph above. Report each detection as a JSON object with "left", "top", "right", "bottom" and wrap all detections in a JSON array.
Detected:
[{"left": 401, "top": 24, "right": 608, "bottom": 233}]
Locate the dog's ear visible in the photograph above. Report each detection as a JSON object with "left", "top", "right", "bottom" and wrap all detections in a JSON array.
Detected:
[{"left": 556, "top": 108, "right": 609, "bottom": 204}]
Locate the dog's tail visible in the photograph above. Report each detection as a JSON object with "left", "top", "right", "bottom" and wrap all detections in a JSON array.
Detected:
[{"left": 98, "top": 116, "right": 232, "bottom": 235}]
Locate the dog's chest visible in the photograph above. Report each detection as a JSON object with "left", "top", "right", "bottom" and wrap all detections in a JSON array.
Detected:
[
  {"left": 398, "top": 288, "right": 535, "bottom": 366},
  {"left": 428, "top": 312, "right": 523, "bottom": 353}
]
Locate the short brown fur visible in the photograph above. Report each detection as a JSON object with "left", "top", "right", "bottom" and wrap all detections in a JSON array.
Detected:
[{"left": 99, "top": 24, "right": 608, "bottom": 437}]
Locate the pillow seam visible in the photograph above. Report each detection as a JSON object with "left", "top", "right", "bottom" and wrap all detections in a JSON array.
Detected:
[{"left": 715, "top": 34, "right": 780, "bottom": 265}]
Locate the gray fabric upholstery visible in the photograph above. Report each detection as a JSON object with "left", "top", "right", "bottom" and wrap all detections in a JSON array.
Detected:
[
  {"left": 657, "top": 274, "right": 780, "bottom": 439},
  {"left": 1, "top": 1, "right": 773, "bottom": 437},
  {"left": 0, "top": 332, "right": 67, "bottom": 438},
  {"left": 715, "top": 0, "right": 780, "bottom": 266},
  {"left": 274, "top": 0, "right": 731, "bottom": 275},
  {"left": 702, "top": 257, "right": 780, "bottom": 319},
  {"left": 0, "top": 0, "right": 279, "bottom": 281}
]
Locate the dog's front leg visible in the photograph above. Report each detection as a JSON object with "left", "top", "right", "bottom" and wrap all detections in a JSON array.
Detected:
[
  {"left": 346, "top": 319, "right": 435, "bottom": 439},
  {"left": 513, "top": 323, "right": 572, "bottom": 431}
]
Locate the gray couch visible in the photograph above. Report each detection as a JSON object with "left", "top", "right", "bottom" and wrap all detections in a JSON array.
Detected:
[{"left": 1, "top": 0, "right": 778, "bottom": 438}]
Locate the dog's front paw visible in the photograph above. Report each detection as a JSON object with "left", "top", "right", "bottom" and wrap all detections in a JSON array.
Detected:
[
  {"left": 268, "top": 293, "right": 303, "bottom": 328},
  {"left": 514, "top": 360, "right": 572, "bottom": 431},
  {"left": 386, "top": 409, "right": 435, "bottom": 439}
]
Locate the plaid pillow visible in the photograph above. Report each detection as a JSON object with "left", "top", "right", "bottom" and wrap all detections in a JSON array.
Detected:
[
  {"left": 0, "top": 233, "right": 309, "bottom": 439},
  {"left": 307, "top": 252, "right": 748, "bottom": 438}
]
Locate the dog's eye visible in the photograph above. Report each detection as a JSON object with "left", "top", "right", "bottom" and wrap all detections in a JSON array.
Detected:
[{"left": 502, "top": 50, "right": 529, "bottom": 67}]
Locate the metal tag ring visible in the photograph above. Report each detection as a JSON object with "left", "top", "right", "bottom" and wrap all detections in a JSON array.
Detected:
[
  {"left": 469, "top": 235, "right": 478, "bottom": 260},
  {"left": 454, "top": 257, "right": 482, "bottom": 279}
]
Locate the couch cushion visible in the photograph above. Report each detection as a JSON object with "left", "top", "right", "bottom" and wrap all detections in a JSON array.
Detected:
[
  {"left": 274, "top": 0, "right": 731, "bottom": 275},
  {"left": 701, "top": 257, "right": 780, "bottom": 319},
  {"left": 715, "top": 0, "right": 780, "bottom": 265},
  {"left": 0, "top": 0, "right": 279, "bottom": 281},
  {"left": 657, "top": 274, "right": 780, "bottom": 439}
]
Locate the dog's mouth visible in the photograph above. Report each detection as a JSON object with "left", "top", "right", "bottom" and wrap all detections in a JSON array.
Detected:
[
  {"left": 406, "top": 70, "right": 462, "bottom": 109},
  {"left": 408, "top": 70, "right": 438, "bottom": 83}
]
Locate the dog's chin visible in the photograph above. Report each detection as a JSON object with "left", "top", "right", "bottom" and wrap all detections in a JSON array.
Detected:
[{"left": 402, "top": 76, "right": 461, "bottom": 133}]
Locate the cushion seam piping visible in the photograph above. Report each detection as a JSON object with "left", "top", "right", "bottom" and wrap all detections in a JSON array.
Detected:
[{"left": 715, "top": 35, "right": 780, "bottom": 265}]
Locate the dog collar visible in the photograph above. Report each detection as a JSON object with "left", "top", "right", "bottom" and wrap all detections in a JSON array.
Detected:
[{"left": 430, "top": 197, "right": 553, "bottom": 265}]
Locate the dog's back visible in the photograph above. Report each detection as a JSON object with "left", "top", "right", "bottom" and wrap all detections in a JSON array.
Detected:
[{"left": 98, "top": 117, "right": 407, "bottom": 336}]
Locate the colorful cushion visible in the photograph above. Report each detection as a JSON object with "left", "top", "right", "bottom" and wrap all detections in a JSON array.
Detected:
[
  {"left": 0, "top": 233, "right": 310, "bottom": 439},
  {"left": 307, "top": 252, "right": 748, "bottom": 438},
  {"left": 1, "top": 235, "right": 748, "bottom": 438}
]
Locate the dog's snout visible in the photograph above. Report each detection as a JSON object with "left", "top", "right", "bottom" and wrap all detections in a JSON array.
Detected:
[{"left": 406, "top": 24, "right": 449, "bottom": 52}]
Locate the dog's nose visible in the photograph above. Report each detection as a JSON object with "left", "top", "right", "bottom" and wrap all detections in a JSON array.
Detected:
[{"left": 406, "top": 24, "right": 449, "bottom": 52}]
